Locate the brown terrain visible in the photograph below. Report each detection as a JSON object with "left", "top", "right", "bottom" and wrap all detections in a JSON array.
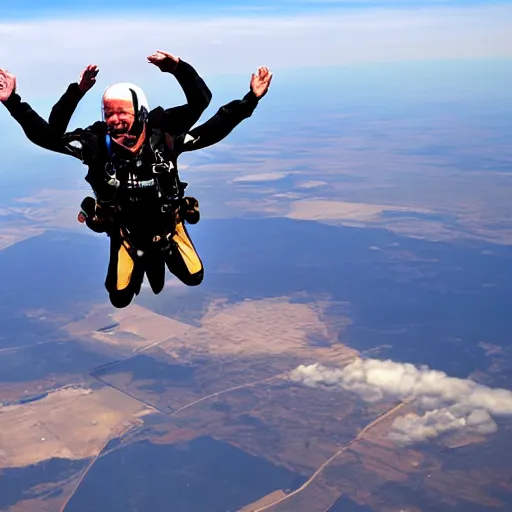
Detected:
[
  {"left": 0, "top": 223, "right": 45, "bottom": 251},
  {"left": 1, "top": 99, "right": 512, "bottom": 511},
  {"left": 0, "top": 386, "right": 152, "bottom": 469},
  {"left": 1, "top": 292, "right": 511, "bottom": 511},
  {"left": 3, "top": 106, "right": 512, "bottom": 247},
  {"left": 204, "top": 117, "right": 512, "bottom": 245}
]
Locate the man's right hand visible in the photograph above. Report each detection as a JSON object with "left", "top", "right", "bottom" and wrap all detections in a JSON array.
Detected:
[
  {"left": 0, "top": 69, "right": 16, "bottom": 102},
  {"left": 78, "top": 64, "right": 99, "bottom": 92}
]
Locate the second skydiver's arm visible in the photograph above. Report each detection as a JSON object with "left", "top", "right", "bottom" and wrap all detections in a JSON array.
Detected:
[
  {"left": 174, "top": 66, "right": 273, "bottom": 154},
  {"left": 2, "top": 90, "right": 76, "bottom": 156},
  {"left": 175, "top": 90, "right": 260, "bottom": 153},
  {"left": 0, "top": 67, "right": 100, "bottom": 162}
]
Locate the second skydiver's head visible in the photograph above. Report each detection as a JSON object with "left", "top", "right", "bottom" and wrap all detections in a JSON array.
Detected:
[{"left": 101, "top": 82, "right": 149, "bottom": 153}]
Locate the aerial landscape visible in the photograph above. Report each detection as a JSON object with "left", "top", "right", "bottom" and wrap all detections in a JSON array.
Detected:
[{"left": 1, "top": 1, "right": 512, "bottom": 511}]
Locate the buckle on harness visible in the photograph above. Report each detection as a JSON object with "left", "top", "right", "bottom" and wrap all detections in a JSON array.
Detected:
[{"left": 105, "top": 162, "right": 120, "bottom": 188}]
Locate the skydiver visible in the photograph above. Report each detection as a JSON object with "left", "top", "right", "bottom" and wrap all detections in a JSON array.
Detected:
[
  {"left": 0, "top": 50, "right": 212, "bottom": 307},
  {"left": 0, "top": 58, "right": 273, "bottom": 308}
]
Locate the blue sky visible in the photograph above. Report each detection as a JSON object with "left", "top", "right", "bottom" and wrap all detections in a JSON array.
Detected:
[
  {"left": 1, "top": 0, "right": 512, "bottom": 154},
  {"left": 2, "top": 0, "right": 511, "bottom": 95},
  {"left": 3, "top": 0, "right": 512, "bottom": 18}
]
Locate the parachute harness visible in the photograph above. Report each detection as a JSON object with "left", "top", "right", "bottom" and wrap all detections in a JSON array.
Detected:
[{"left": 100, "top": 132, "right": 185, "bottom": 258}]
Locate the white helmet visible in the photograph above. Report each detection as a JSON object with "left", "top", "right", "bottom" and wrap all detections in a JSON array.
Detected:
[{"left": 101, "top": 82, "right": 150, "bottom": 124}]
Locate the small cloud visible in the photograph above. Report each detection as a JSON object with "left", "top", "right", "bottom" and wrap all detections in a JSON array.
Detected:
[
  {"left": 290, "top": 358, "right": 512, "bottom": 445},
  {"left": 296, "top": 180, "right": 328, "bottom": 189},
  {"left": 388, "top": 407, "right": 498, "bottom": 445},
  {"left": 232, "top": 172, "right": 290, "bottom": 182}
]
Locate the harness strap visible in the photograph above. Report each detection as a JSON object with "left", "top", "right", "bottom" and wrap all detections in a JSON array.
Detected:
[{"left": 97, "top": 129, "right": 186, "bottom": 250}]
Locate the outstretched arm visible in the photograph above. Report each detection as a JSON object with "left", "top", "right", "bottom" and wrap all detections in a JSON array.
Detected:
[
  {"left": 0, "top": 69, "right": 91, "bottom": 160},
  {"left": 1, "top": 69, "right": 71, "bottom": 154},
  {"left": 176, "top": 66, "right": 272, "bottom": 154},
  {"left": 48, "top": 64, "right": 98, "bottom": 135},
  {"left": 148, "top": 50, "right": 212, "bottom": 135}
]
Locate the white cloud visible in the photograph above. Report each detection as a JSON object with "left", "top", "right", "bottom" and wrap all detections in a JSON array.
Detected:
[
  {"left": 232, "top": 172, "right": 290, "bottom": 182},
  {"left": 290, "top": 358, "right": 512, "bottom": 445},
  {"left": 0, "top": 5, "right": 511, "bottom": 102}
]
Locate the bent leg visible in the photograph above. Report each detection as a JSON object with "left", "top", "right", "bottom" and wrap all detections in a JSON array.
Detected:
[
  {"left": 105, "top": 229, "right": 145, "bottom": 308},
  {"left": 144, "top": 252, "right": 166, "bottom": 294},
  {"left": 164, "top": 221, "right": 203, "bottom": 286}
]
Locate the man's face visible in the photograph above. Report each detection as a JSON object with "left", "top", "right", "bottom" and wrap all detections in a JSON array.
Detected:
[{"left": 103, "top": 98, "right": 135, "bottom": 138}]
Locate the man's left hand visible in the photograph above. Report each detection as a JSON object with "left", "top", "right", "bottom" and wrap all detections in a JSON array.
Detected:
[
  {"left": 147, "top": 50, "right": 180, "bottom": 73},
  {"left": 0, "top": 69, "right": 16, "bottom": 102}
]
